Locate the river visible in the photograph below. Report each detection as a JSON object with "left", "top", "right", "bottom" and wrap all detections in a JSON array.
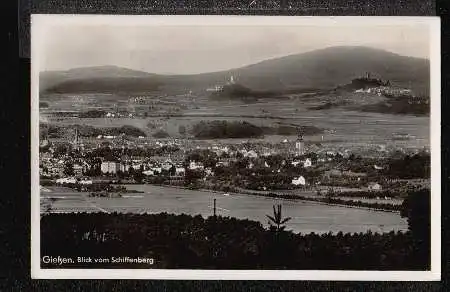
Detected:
[
  {"left": 115, "top": 185, "right": 408, "bottom": 234},
  {"left": 42, "top": 184, "right": 408, "bottom": 234}
]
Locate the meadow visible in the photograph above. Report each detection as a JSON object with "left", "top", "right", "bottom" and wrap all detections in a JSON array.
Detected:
[{"left": 41, "top": 92, "right": 429, "bottom": 152}]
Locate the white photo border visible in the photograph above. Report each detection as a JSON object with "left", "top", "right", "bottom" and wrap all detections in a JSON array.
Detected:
[{"left": 30, "top": 15, "right": 441, "bottom": 280}]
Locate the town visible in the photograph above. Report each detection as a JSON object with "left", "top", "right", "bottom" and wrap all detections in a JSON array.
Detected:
[{"left": 39, "top": 124, "right": 430, "bottom": 211}]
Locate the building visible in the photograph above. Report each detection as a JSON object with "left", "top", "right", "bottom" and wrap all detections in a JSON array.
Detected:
[
  {"left": 143, "top": 170, "right": 155, "bottom": 176},
  {"left": 368, "top": 182, "right": 382, "bottom": 191},
  {"left": 79, "top": 179, "right": 93, "bottom": 185},
  {"left": 244, "top": 150, "right": 258, "bottom": 158},
  {"left": 175, "top": 167, "right": 185, "bottom": 176},
  {"left": 73, "top": 164, "right": 84, "bottom": 176},
  {"left": 101, "top": 161, "right": 120, "bottom": 174},
  {"left": 292, "top": 176, "right": 306, "bottom": 186},
  {"left": 205, "top": 167, "right": 214, "bottom": 177},
  {"left": 56, "top": 177, "right": 77, "bottom": 184},
  {"left": 40, "top": 137, "right": 49, "bottom": 148},
  {"left": 303, "top": 158, "right": 312, "bottom": 168},
  {"left": 161, "top": 160, "right": 174, "bottom": 171},
  {"left": 120, "top": 163, "right": 130, "bottom": 173},
  {"left": 189, "top": 161, "right": 204, "bottom": 170},
  {"left": 291, "top": 160, "right": 301, "bottom": 167}
]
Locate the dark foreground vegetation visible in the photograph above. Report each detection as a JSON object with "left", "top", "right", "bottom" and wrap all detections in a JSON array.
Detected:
[
  {"left": 191, "top": 120, "right": 322, "bottom": 139},
  {"left": 192, "top": 120, "right": 264, "bottom": 139},
  {"left": 209, "top": 84, "right": 287, "bottom": 101},
  {"left": 43, "top": 77, "right": 161, "bottom": 94},
  {"left": 42, "top": 124, "right": 147, "bottom": 138},
  {"left": 41, "top": 190, "right": 430, "bottom": 270},
  {"left": 261, "top": 125, "right": 323, "bottom": 136},
  {"left": 308, "top": 101, "right": 349, "bottom": 110},
  {"left": 39, "top": 101, "right": 49, "bottom": 108},
  {"left": 359, "top": 97, "right": 429, "bottom": 116}
]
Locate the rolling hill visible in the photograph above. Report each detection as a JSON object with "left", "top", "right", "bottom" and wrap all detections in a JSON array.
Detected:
[
  {"left": 39, "top": 46, "right": 430, "bottom": 95},
  {"left": 39, "top": 65, "right": 160, "bottom": 93},
  {"left": 224, "top": 46, "right": 429, "bottom": 94}
]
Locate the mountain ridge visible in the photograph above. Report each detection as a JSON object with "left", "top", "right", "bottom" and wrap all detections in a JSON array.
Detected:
[{"left": 39, "top": 46, "right": 430, "bottom": 95}]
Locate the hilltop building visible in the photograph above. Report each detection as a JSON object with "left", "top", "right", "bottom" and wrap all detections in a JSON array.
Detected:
[{"left": 206, "top": 75, "right": 236, "bottom": 92}]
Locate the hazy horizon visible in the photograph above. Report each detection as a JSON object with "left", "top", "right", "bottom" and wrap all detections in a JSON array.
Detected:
[
  {"left": 36, "top": 21, "right": 431, "bottom": 75},
  {"left": 40, "top": 45, "right": 431, "bottom": 76}
]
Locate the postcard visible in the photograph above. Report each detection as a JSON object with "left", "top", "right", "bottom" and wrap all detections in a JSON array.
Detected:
[{"left": 31, "top": 15, "right": 440, "bottom": 280}]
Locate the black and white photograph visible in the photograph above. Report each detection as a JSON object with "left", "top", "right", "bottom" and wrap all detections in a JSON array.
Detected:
[{"left": 31, "top": 15, "right": 440, "bottom": 280}]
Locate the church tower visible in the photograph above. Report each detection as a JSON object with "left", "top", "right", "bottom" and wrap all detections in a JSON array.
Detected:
[
  {"left": 73, "top": 128, "right": 80, "bottom": 150},
  {"left": 295, "top": 131, "right": 305, "bottom": 156}
]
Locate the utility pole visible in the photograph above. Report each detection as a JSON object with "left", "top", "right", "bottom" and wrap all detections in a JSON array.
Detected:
[
  {"left": 281, "top": 0, "right": 288, "bottom": 11},
  {"left": 213, "top": 198, "right": 216, "bottom": 217}
]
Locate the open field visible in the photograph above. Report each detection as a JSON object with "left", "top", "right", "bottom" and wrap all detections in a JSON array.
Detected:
[{"left": 41, "top": 92, "right": 429, "bottom": 153}]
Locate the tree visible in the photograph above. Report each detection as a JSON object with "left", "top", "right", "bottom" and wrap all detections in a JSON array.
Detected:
[
  {"left": 324, "top": 187, "right": 336, "bottom": 202},
  {"left": 204, "top": 153, "right": 218, "bottom": 169},
  {"left": 54, "top": 144, "right": 69, "bottom": 156},
  {"left": 266, "top": 204, "right": 291, "bottom": 232},
  {"left": 401, "top": 189, "right": 430, "bottom": 241},
  {"left": 400, "top": 189, "right": 431, "bottom": 268},
  {"left": 117, "top": 170, "right": 125, "bottom": 179},
  {"left": 178, "top": 125, "right": 186, "bottom": 136},
  {"left": 169, "top": 165, "right": 176, "bottom": 176},
  {"left": 153, "top": 130, "right": 170, "bottom": 139},
  {"left": 128, "top": 166, "right": 135, "bottom": 177},
  {"left": 133, "top": 166, "right": 144, "bottom": 183},
  {"left": 63, "top": 161, "right": 74, "bottom": 176}
]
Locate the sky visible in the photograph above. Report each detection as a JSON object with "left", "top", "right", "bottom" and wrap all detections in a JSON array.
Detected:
[{"left": 36, "top": 19, "right": 431, "bottom": 74}]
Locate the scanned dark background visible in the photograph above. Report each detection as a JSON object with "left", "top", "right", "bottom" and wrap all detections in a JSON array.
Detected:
[
  {"left": 19, "top": 0, "right": 436, "bottom": 58},
  {"left": 5, "top": 0, "right": 447, "bottom": 291}
]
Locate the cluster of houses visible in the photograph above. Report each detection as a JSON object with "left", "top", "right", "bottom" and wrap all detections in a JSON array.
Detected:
[
  {"left": 41, "top": 134, "right": 392, "bottom": 192},
  {"left": 99, "top": 157, "right": 185, "bottom": 176},
  {"left": 39, "top": 152, "right": 89, "bottom": 178},
  {"left": 355, "top": 86, "right": 413, "bottom": 97},
  {"left": 353, "top": 85, "right": 430, "bottom": 105},
  {"left": 55, "top": 177, "right": 93, "bottom": 185},
  {"left": 105, "top": 112, "right": 134, "bottom": 118}
]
